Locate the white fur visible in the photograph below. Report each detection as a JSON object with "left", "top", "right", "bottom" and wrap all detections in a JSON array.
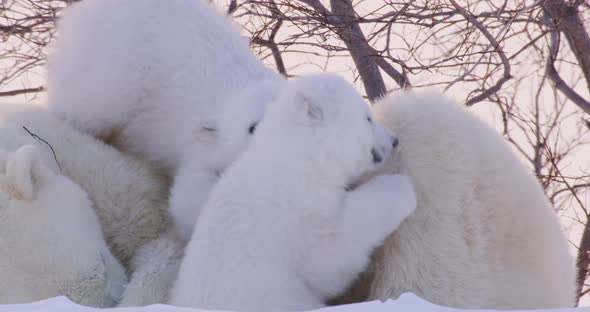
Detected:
[
  {"left": 118, "top": 229, "right": 183, "bottom": 307},
  {"left": 48, "top": 0, "right": 285, "bottom": 248},
  {"left": 169, "top": 81, "right": 280, "bottom": 241},
  {"left": 47, "top": 0, "right": 281, "bottom": 173},
  {"left": 170, "top": 74, "right": 417, "bottom": 312},
  {"left": 0, "top": 144, "right": 125, "bottom": 306},
  {"left": 335, "top": 91, "right": 576, "bottom": 309},
  {"left": 0, "top": 104, "right": 180, "bottom": 306}
]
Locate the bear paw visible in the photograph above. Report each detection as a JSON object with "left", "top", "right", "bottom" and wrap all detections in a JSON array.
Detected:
[
  {"left": 364, "top": 174, "right": 417, "bottom": 229},
  {"left": 0, "top": 145, "right": 54, "bottom": 201}
]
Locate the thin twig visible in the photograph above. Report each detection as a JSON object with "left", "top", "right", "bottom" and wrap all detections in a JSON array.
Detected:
[
  {"left": 22, "top": 126, "right": 62, "bottom": 172},
  {"left": 447, "top": 0, "right": 514, "bottom": 106}
]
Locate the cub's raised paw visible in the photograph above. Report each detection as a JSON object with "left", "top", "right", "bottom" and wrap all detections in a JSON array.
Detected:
[
  {"left": 0, "top": 145, "right": 54, "bottom": 201},
  {"left": 364, "top": 174, "right": 417, "bottom": 223}
]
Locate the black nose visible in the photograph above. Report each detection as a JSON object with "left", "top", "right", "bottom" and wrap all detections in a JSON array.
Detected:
[
  {"left": 392, "top": 137, "right": 399, "bottom": 148},
  {"left": 371, "top": 148, "right": 382, "bottom": 163}
]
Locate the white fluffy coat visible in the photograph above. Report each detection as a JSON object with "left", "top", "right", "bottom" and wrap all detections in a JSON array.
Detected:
[
  {"left": 48, "top": 0, "right": 286, "bottom": 246},
  {"left": 0, "top": 104, "right": 181, "bottom": 307},
  {"left": 169, "top": 80, "right": 281, "bottom": 241},
  {"left": 47, "top": 0, "right": 281, "bottom": 173},
  {"left": 170, "top": 74, "right": 417, "bottom": 312},
  {"left": 334, "top": 91, "right": 576, "bottom": 309},
  {"left": 0, "top": 110, "right": 126, "bottom": 306}
]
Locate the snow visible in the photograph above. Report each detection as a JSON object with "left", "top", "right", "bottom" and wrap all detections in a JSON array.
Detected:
[{"left": 0, "top": 293, "right": 588, "bottom": 312}]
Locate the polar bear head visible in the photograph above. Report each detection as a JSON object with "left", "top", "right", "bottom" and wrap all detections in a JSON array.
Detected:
[
  {"left": 0, "top": 145, "right": 127, "bottom": 307},
  {"left": 195, "top": 79, "right": 283, "bottom": 173},
  {"left": 251, "top": 73, "right": 398, "bottom": 185}
]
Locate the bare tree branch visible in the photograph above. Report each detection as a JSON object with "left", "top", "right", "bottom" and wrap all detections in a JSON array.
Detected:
[
  {"left": 545, "top": 20, "right": 590, "bottom": 114},
  {"left": 0, "top": 86, "right": 45, "bottom": 97},
  {"left": 577, "top": 216, "right": 590, "bottom": 304},
  {"left": 544, "top": 0, "right": 590, "bottom": 115},
  {"left": 250, "top": 0, "right": 287, "bottom": 76},
  {"left": 448, "top": 0, "right": 512, "bottom": 106},
  {"left": 327, "top": 0, "right": 387, "bottom": 101},
  {"left": 228, "top": 0, "right": 237, "bottom": 14},
  {"left": 298, "top": 0, "right": 411, "bottom": 93}
]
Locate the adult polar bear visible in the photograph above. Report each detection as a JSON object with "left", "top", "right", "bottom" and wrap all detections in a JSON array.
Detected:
[
  {"left": 331, "top": 92, "right": 576, "bottom": 309},
  {"left": 0, "top": 103, "right": 170, "bottom": 306},
  {"left": 47, "top": 0, "right": 281, "bottom": 304},
  {"left": 47, "top": 0, "right": 284, "bottom": 243},
  {"left": 47, "top": 0, "right": 282, "bottom": 174}
]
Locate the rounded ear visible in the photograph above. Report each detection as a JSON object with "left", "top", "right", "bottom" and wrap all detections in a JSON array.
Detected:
[
  {"left": 294, "top": 91, "right": 323, "bottom": 122},
  {"left": 196, "top": 119, "right": 219, "bottom": 143}
]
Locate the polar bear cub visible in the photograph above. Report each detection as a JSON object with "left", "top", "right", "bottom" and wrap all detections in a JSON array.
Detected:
[
  {"left": 0, "top": 145, "right": 127, "bottom": 307},
  {"left": 169, "top": 80, "right": 281, "bottom": 241},
  {"left": 170, "top": 74, "right": 417, "bottom": 312}
]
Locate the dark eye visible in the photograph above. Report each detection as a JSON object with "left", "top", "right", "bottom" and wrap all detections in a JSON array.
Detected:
[
  {"left": 248, "top": 122, "right": 258, "bottom": 134},
  {"left": 202, "top": 126, "right": 216, "bottom": 132},
  {"left": 367, "top": 116, "right": 372, "bottom": 123}
]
